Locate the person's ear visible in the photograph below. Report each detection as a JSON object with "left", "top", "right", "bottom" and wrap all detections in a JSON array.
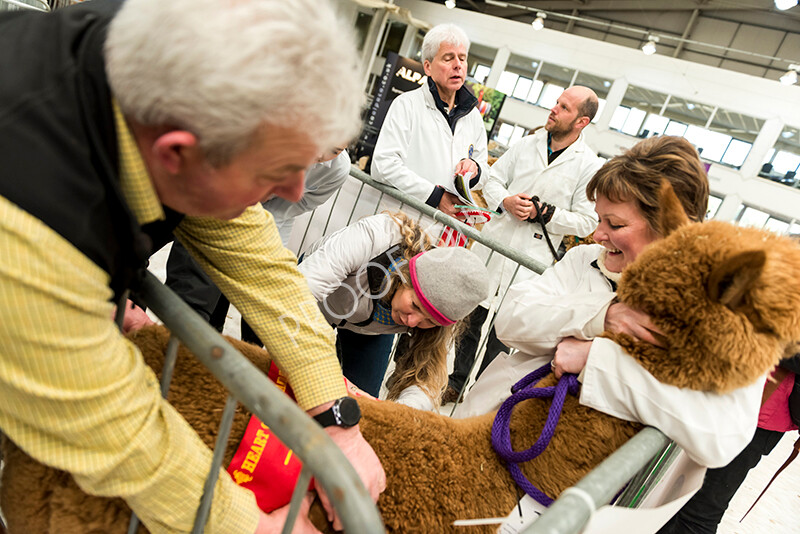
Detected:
[
  {"left": 422, "top": 59, "right": 432, "bottom": 77},
  {"left": 577, "top": 116, "right": 591, "bottom": 129},
  {"left": 151, "top": 131, "right": 199, "bottom": 175}
]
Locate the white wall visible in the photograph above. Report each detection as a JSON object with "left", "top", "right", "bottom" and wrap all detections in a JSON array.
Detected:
[{"left": 388, "top": 0, "right": 800, "bottom": 225}]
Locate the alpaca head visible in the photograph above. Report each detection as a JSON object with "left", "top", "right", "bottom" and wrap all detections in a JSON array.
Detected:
[{"left": 614, "top": 183, "right": 800, "bottom": 392}]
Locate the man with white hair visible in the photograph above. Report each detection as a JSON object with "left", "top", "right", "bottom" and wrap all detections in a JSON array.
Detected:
[
  {"left": 354, "top": 24, "right": 490, "bottom": 392},
  {"left": 0, "top": 1, "right": 384, "bottom": 533},
  {"left": 371, "top": 23, "right": 489, "bottom": 216}
]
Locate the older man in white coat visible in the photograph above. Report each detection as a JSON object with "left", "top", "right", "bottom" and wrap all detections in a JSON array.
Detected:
[
  {"left": 444, "top": 85, "right": 604, "bottom": 403},
  {"left": 371, "top": 23, "right": 489, "bottom": 217}
]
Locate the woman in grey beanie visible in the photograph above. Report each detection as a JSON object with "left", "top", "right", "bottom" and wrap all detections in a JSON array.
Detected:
[{"left": 299, "top": 211, "right": 489, "bottom": 410}]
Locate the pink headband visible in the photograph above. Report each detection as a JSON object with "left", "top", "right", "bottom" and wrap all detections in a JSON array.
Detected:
[{"left": 408, "top": 252, "right": 455, "bottom": 326}]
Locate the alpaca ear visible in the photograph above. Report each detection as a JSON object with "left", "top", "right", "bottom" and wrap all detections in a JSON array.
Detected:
[
  {"left": 707, "top": 250, "right": 766, "bottom": 311},
  {"left": 656, "top": 180, "right": 691, "bottom": 237}
]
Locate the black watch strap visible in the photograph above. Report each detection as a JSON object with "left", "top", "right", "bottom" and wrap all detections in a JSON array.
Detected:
[{"left": 313, "top": 396, "right": 361, "bottom": 428}]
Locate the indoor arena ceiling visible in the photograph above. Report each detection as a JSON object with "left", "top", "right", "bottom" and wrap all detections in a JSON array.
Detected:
[{"left": 423, "top": 0, "right": 800, "bottom": 82}]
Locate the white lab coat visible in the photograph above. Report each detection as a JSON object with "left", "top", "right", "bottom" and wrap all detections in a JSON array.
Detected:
[
  {"left": 474, "top": 129, "right": 603, "bottom": 305},
  {"left": 263, "top": 150, "right": 351, "bottom": 245},
  {"left": 457, "top": 244, "right": 761, "bottom": 467},
  {"left": 371, "top": 85, "right": 489, "bottom": 203}
]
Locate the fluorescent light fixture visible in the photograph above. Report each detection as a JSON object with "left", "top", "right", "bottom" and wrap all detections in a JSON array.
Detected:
[
  {"left": 531, "top": 12, "right": 546, "bottom": 31},
  {"left": 642, "top": 35, "right": 658, "bottom": 56},
  {"left": 774, "top": 0, "right": 798, "bottom": 11},
  {"left": 445, "top": 0, "right": 456, "bottom": 8},
  {"left": 485, "top": 0, "right": 509, "bottom": 6}
]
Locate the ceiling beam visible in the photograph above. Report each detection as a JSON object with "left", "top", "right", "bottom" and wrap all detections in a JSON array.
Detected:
[
  {"left": 673, "top": 8, "right": 700, "bottom": 58},
  {"left": 564, "top": 8, "right": 578, "bottom": 33}
]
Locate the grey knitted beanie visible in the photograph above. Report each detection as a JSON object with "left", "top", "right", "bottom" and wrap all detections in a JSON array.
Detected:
[{"left": 408, "top": 247, "right": 489, "bottom": 325}]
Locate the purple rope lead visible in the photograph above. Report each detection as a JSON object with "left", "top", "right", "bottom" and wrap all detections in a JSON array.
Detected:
[{"left": 491, "top": 362, "right": 581, "bottom": 506}]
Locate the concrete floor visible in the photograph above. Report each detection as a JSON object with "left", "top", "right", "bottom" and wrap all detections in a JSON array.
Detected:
[{"left": 718, "top": 431, "right": 799, "bottom": 534}]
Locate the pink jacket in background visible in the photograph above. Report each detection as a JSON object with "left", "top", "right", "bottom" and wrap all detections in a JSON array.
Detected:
[{"left": 759, "top": 369, "right": 798, "bottom": 433}]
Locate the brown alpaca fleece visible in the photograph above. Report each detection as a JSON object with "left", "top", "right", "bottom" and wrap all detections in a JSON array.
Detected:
[{"left": 0, "top": 325, "right": 639, "bottom": 534}]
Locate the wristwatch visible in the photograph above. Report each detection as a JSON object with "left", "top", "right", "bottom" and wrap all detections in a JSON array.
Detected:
[{"left": 313, "top": 397, "right": 361, "bottom": 428}]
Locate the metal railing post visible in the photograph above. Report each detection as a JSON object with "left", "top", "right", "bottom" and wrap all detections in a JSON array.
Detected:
[
  {"left": 138, "top": 272, "right": 384, "bottom": 533},
  {"left": 521, "top": 428, "right": 671, "bottom": 534}
]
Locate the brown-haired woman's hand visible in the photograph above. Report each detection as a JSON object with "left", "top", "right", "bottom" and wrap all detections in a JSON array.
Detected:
[{"left": 604, "top": 302, "right": 665, "bottom": 347}]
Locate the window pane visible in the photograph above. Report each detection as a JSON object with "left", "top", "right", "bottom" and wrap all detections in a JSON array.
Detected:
[
  {"left": 738, "top": 207, "right": 770, "bottom": 228},
  {"left": 495, "top": 122, "right": 514, "bottom": 145},
  {"left": 706, "top": 195, "right": 723, "bottom": 220},
  {"left": 537, "top": 83, "right": 563, "bottom": 109},
  {"left": 526, "top": 79, "right": 544, "bottom": 104},
  {"left": 473, "top": 64, "right": 491, "bottom": 85},
  {"left": 664, "top": 121, "right": 688, "bottom": 137},
  {"left": 513, "top": 77, "right": 533, "bottom": 100},
  {"left": 641, "top": 114, "right": 669, "bottom": 137},
  {"left": 764, "top": 218, "right": 790, "bottom": 235},
  {"left": 769, "top": 125, "right": 800, "bottom": 174},
  {"left": 621, "top": 107, "right": 646, "bottom": 136},
  {"left": 509, "top": 125, "right": 526, "bottom": 146},
  {"left": 496, "top": 72, "right": 519, "bottom": 96},
  {"left": 721, "top": 139, "right": 752, "bottom": 168},
  {"left": 772, "top": 151, "right": 800, "bottom": 175},
  {"left": 684, "top": 125, "right": 731, "bottom": 162},
  {"left": 609, "top": 106, "right": 630, "bottom": 131}
]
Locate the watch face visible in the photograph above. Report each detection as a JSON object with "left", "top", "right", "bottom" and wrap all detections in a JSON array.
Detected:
[{"left": 336, "top": 397, "right": 361, "bottom": 427}]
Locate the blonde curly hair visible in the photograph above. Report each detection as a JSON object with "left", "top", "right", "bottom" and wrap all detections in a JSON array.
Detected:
[{"left": 379, "top": 212, "right": 468, "bottom": 409}]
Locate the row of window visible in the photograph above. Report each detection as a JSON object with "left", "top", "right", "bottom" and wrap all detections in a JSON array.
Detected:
[
  {"left": 733, "top": 204, "right": 800, "bottom": 236},
  {"left": 708, "top": 196, "right": 799, "bottom": 237},
  {"left": 470, "top": 58, "right": 800, "bottom": 188}
]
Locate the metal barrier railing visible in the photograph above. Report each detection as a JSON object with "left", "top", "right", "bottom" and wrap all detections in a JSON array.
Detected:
[
  {"left": 124, "top": 272, "right": 384, "bottom": 533},
  {"left": 521, "top": 428, "right": 673, "bottom": 534},
  {"left": 286, "top": 165, "right": 677, "bottom": 534},
  {"left": 0, "top": 0, "right": 49, "bottom": 12}
]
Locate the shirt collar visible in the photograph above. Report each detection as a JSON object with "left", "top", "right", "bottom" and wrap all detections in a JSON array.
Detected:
[
  {"left": 426, "top": 77, "right": 477, "bottom": 114},
  {"left": 112, "top": 100, "right": 165, "bottom": 226}
]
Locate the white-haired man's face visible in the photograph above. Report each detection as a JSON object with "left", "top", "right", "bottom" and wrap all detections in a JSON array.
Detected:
[
  {"left": 153, "top": 125, "right": 317, "bottom": 220},
  {"left": 423, "top": 42, "right": 467, "bottom": 98}
]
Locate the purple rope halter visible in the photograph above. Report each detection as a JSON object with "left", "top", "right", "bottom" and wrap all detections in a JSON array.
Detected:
[{"left": 491, "top": 362, "right": 581, "bottom": 506}]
